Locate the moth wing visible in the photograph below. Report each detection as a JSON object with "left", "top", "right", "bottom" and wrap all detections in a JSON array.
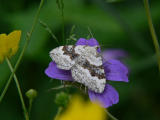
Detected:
[
  {"left": 71, "top": 52, "right": 106, "bottom": 93},
  {"left": 50, "top": 45, "right": 79, "bottom": 70}
]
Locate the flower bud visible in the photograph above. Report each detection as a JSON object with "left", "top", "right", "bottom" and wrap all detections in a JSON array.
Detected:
[
  {"left": 26, "top": 89, "right": 37, "bottom": 100},
  {"left": 55, "top": 92, "right": 70, "bottom": 108}
]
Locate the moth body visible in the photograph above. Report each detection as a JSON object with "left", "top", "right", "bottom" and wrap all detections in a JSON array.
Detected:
[{"left": 50, "top": 45, "right": 106, "bottom": 93}]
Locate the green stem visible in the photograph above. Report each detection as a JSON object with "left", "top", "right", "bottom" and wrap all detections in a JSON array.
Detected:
[
  {"left": 54, "top": 107, "right": 63, "bottom": 120},
  {"left": 61, "top": 4, "right": 65, "bottom": 45},
  {"left": 0, "top": 0, "right": 44, "bottom": 103},
  {"left": 143, "top": 0, "right": 160, "bottom": 72},
  {"left": 5, "top": 58, "right": 29, "bottom": 120},
  {"left": 56, "top": 0, "right": 65, "bottom": 44},
  {"left": 87, "top": 27, "right": 94, "bottom": 38},
  {"left": 28, "top": 99, "right": 33, "bottom": 115},
  {"left": 105, "top": 109, "right": 118, "bottom": 120}
]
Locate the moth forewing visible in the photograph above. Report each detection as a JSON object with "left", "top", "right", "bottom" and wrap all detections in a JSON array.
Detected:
[
  {"left": 71, "top": 46, "right": 106, "bottom": 93},
  {"left": 49, "top": 46, "right": 78, "bottom": 70}
]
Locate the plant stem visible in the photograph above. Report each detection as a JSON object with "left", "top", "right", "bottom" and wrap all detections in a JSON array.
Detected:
[
  {"left": 61, "top": 2, "right": 65, "bottom": 45},
  {"left": 28, "top": 99, "right": 33, "bottom": 115},
  {"left": 56, "top": 0, "right": 65, "bottom": 44},
  {"left": 54, "top": 107, "right": 63, "bottom": 120},
  {"left": 87, "top": 27, "right": 94, "bottom": 38},
  {"left": 143, "top": 0, "right": 160, "bottom": 72},
  {"left": 105, "top": 109, "right": 118, "bottom": 120},
  {"left": 5, "top": 58, "right": 29, "bottom": 120},
  {"left": 0, "top": 0, "right": 44, "bottom": 103},
  {"left": 48, "top": 85, "right": 72, "bottom": 91}
]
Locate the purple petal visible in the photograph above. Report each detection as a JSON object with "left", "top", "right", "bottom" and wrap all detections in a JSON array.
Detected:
[
  {"left": 76, "top": 38, "right": 101, "bottom": 52},
  {"left": 76, "top": 38, "right": 99, "bottom": 46},
  {"left": 102, "top": 49, "right": 127, "bottom": 61},
  {"left": 88, "top": 84, "right": 119, "bottom": 108},
  {"left": 104, "top": 59, "right": 129, "bottom": 82},
  {"left": 45, "top": 62, "right": 73, "bottom": 81}
]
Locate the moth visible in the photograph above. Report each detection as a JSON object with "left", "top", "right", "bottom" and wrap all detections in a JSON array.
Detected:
[{"left": 50, "top": 45, "right": 106, "bottom": 93}]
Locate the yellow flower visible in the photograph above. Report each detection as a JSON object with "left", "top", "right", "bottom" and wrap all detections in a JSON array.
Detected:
[
  {"left": 56, "top": 96, "right": 107, "bottom": 120},
  {"left": 0, "top": 30, "right": 21, "bottom": 62}
]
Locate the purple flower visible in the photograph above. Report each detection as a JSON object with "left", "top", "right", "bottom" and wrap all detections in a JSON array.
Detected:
[{"left": 45, "top": 38, "right": 129, "bottom": 108}]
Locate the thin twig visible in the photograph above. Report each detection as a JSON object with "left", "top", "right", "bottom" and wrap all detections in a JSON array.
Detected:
[
  {"left": 87, "top": 27, "right": 94, "bottom": 38},
  {"left": 54, "top": 107, "right": 63, "bottom": 120},
  {"left": 48, "top": 85, "right": 72, "bottom": 92},
  {"left": 143, "top": 0, "right": 160, "bottom": 72},
  {"left": 28, "top": 99, "right": 33, "bottom": 115},
  {"left": 57, "top": 0, "right": 65, "bottom": 44},
  {"left": 105, "top": 109, "right": 118, "bottom": 120},
  {"left": 66, "top": 25, "right": 76, "bottom": 45},
  {"left": 39, "top": 19, "right": 60, "bottom": 45},
  {"left": 61, "top": 1, "right": 65, "bottom": 45},
  {"left": 5, "top": 58, "right": 29, "bottom": 120}
]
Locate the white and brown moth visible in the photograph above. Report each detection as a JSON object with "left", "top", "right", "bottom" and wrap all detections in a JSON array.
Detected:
[{"left": 50, "top": 45, "right": 106, "bottom": 93}]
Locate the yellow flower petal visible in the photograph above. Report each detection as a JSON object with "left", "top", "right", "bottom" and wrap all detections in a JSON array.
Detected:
[
  {"left": 0, "top": 30, "right": 21, "bottom": 63},
  {"left": 7, "top": 30, "right": 21, "bottom": 57},
  {"left": 56, "top": 96, "right": 107, "bottom": 120},
  {"left": 0, "top": 34, "right": 8, "bottom": 62}
]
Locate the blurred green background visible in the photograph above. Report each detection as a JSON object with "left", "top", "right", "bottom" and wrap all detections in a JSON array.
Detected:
[{"left": 0, "top": 0, "right": 160, "bottom": 120}]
